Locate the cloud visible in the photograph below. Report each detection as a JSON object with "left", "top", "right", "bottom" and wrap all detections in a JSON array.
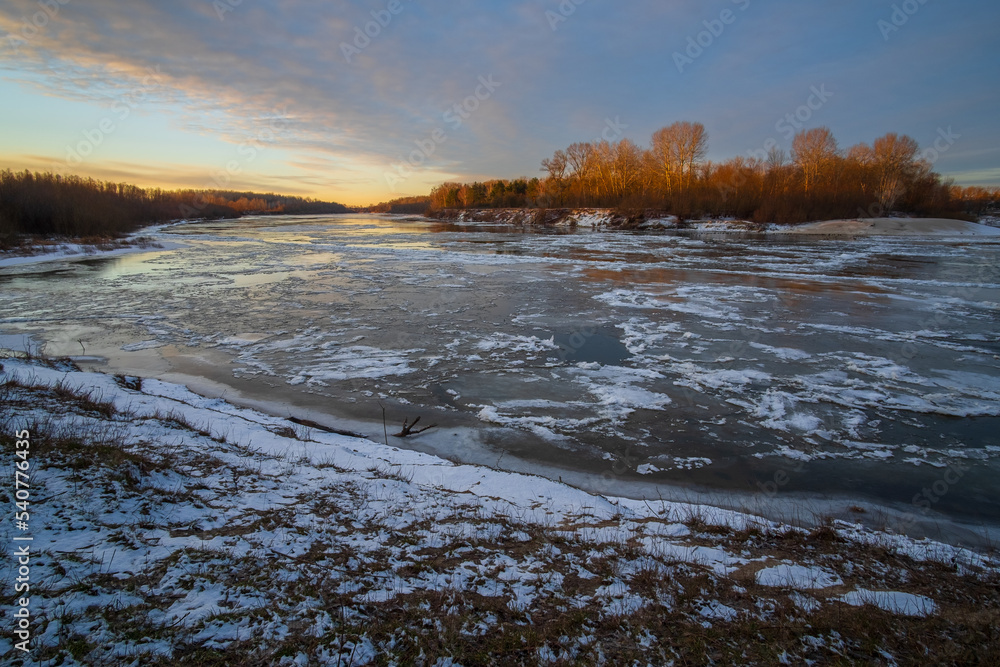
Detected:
[
  {"left": 0, "top": 152, "right": 336, "bottom": 194},
  {"left": 945, "top": 168, "right": 1000, "bottom": 186},
  {"left": 0, "top": 0, "right": 998, "bottom": 200}
]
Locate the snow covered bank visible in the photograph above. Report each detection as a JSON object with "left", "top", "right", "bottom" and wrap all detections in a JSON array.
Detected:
[
  {"left": 779, "top": 217, "right": 1000, "bottom": 237},
  {"left": 0, "top": 241, "right": 159, "bottom": 269},
  {"left": 438, "top": 208, "right": 628, "bottom": 228},
  {"left": 436, "top": 208, "right": 759, "bottom": 231},
  {"left": 1, "top": 356, "right": 998, "bottom": 664},
  {"left": 0, "top": 222, "right": 191, "bottom": 269},
  {"left": 433, "top": 210, "right": 1000, "bottom": 238}
]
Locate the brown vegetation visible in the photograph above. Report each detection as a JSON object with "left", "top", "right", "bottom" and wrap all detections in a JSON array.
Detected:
[
  {"left": 0, "top": 169, "right": 350, "bottom": 240},
  {"left": 366, "top": 195, "right": 432, "bottom": 215},
  {"left": 429, "top": 123, "right": 999, "bottom": 224}
]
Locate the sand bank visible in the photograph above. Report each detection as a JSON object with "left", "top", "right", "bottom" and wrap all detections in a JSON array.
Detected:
[{"left": 780, "top": 218, "right": 1000, "bottom": 237}]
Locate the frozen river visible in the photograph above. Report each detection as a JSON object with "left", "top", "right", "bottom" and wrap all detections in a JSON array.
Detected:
[{"left": 3, "top": 214, "right": 1000, "bottom": 533}]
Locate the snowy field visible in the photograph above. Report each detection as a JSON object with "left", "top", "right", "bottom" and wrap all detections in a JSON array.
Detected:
[
  {"left": 1, "top": 356, "right": 998, "bottom": 665},
  {"left": 1, "top": 215, "right": 999, "bottom": 532}
]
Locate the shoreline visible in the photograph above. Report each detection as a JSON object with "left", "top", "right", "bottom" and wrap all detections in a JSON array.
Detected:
[
  {"left": 122, "top": 370, "right": 1000, "bottom": 549},
  {"left": 3, "top": 353, "right": 997, "bottom": 558},
  {"left": 42, "top": 348, "right": 1000, "bottom": 552},
  {"left": 4, "top": 213, "right": 997, "bottom": 271},
  {"left": 0, "top": 222, "right": 193, "bottom": 269},
  {"left": 1, "top": 354, "right": 998, "bottom": 663},
  {"left": 429, "top": 208, "right": 1000, "bottom": 237},
  {"left": 777, "top": 217, "right": 1000, "bottom": 237}
]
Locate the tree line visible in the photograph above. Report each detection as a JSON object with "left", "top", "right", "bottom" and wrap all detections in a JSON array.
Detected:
[
  {"left": 366, "top": 195, "right": 432, "bottom": 215},
  {"left": 0, "top": 170, "right": 350, "bottom": 239},
  {"left": 429, "top": 124, "right": 998, "bottom": 224}
]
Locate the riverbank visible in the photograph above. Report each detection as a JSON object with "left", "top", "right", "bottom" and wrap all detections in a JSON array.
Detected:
[
  {"left": 0, "top": 237, "right": 165, "bottom": 269},
  {"left": 429, "top": 208, "right": 1000, "bottom": 236},
  {"left": 1, "top": 355, "right": 998, "bottom": 664},
  {"left": 0, "top": 220, "right": 196, "bottom": 269},
  {"left": 781, "top": 217, "right": 1000, "bottom": 237}
]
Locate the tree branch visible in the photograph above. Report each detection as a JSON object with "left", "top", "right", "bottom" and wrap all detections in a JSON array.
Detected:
[{"left": 392, "top": 416, "right": 438, "bottom": 438}]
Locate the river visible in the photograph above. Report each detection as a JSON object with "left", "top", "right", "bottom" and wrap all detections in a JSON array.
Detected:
[{"left": 2, "top": 214, "right": 999, "bottom": 541}]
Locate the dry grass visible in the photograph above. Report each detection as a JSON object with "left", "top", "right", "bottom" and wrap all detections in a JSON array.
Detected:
[{"left": 2, "top": 361, "right": 999, "bottom": 665}]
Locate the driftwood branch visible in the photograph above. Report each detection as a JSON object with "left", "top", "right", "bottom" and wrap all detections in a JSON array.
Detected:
[
  {"left": 392, "top": 416, "right": 437, "bottom": 438},
  {"left": 287, "top": 417, "right": 365, "bottom": 439}
]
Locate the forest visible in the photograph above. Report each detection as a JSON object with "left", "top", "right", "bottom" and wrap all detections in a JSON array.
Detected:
[
  {"left": 429, "top": 124, "right": 999, "bottom": 224},
  {"left": 0, "top": 170, "right": 350, "bottom": 239},
  {"left": 366, "top": 195, "right": 432, "bottom": 215}
]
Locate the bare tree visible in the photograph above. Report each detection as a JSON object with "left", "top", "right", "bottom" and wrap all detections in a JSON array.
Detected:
[
  {"left": 870, "top": 133, "right": 920, "bottom": 214},
  {"left": 792, "top": 127, "right": 839, "bottom": 194},
  {"left": 651, "top": 121, "right": 708, "bottom": 194},
  {"left": 421, "top": 122, "right": 968, "bottom": 224},
  {"left": 540, "top": 149, "right": 569, "bottom": 206},
  {"left": 565, "top": 142, "right": 593, "bottom": 178},
  {"left": 766, "top": 147, "right": 788, "bottom": 170},
  {"left": 541, "top": 150, "right": 568, "bottom": 181},
  {"left": 651, "top": 125, "right": 680, "bottom": 193},
  {"left": 610, "top": 139, "right": 643, "bottom": 199},
  {"left": 676, "top": 122, "right": 708, "bottom": 187},
  {"left": 564, "top": 142, "right": 595, "bottom": 203},
  {"left": 591, "top": 140, "right": 615, "bottom": 201}
]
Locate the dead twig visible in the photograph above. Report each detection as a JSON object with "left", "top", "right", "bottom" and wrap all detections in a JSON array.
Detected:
[
  {"left": 379, "top": 401, "right": 389, "bottom": 446},
  {"left": 392, "top": 416, "right": 437, "bottom": 438}
]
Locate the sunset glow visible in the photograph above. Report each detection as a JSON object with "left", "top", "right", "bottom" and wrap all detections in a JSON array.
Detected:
[{"left": 1, "top": 0, "right": 997, "bottom": 206}]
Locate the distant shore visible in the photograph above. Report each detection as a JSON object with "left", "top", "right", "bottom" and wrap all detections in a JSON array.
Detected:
[
  {"left": 429, "top": 208, "right": 1000, "bottom": 236},
  {"left": 4, "top": 212, "right": 998, "bottom": 272},
  {"left": 780, "top": 217, "right": 1000, "bottom": 237}
]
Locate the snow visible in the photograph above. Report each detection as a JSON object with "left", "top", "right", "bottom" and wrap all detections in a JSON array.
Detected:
[
  {"left": 780, "top": 218, "right": 1000, "bottom": 237},
  {"left": 1, "top": 356, "right": 996, "bottom": 663},
  {"left": 0, "top": 238, "right": 183, "bottom": 268},
  {"left": 756, "top": 564, "right": 844, "bottom": 589},
  {"left": 838, "top": 590, "right": 937, "bottom": 617},
  {"left": 698, "top": 600, "right": 741, "bottom": 622}
]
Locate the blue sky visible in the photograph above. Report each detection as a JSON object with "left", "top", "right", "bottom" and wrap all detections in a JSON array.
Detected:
[{"left": 0, "top": 0, "right": 997, "bottom": 205}]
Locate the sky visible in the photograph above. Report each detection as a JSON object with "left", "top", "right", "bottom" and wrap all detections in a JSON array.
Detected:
[{"left": 0, "top": 0, "right": 998, "bottom": 207}]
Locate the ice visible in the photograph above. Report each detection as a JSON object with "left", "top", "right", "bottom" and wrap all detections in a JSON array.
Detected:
[
  {"left": 595, "top": 285, "right": 758, "bottom": 320},
  {"left": 676, "top": 366, "right": 772, "bottom": 392},
  {"left": 121, "top": 340, "right": 166, "bottom": 351},
  {"left": 475, "top": 333, "right": 558, "bottom": 354},
  {"left": 0, "top": 333, "right": 38, "bottom": 353},
  {"left": 285, "top": 345, "right": 419, "bottom": 384},
  {"left": 475, "top": 405, "right": 590, "bottom": 442},
  {"left": 569, "top": 365, "right": 673, "bottom": 424},
  {"left": 750, "top": 390, "right": 823, "bottom": 433},
  {"left": 3, "top": 214, "right": 1000, "bottom": 527},
  {"left": 749, "top": 342, "right": 812, "bottom": 361}
]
